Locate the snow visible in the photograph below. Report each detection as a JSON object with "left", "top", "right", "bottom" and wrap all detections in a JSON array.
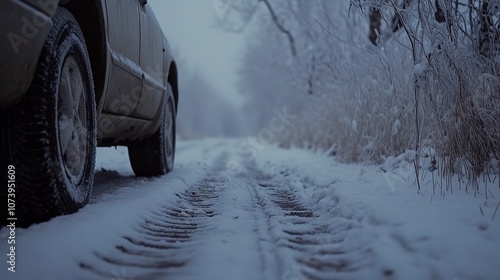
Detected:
[
  {"left": 1, "top": 139, "right": 499, "bottom": 280},
  {"left": 248, "top": 144, "right": 500, "bottom": 279},
  {"left": 391, "top": 119, "right": 401, "bottom": 136},
  {"left": 413, "top": 61, "right": 428, "bottom": 77}
]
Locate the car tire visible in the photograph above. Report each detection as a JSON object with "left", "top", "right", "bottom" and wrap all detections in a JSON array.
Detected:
[
  {"left": 0, "top": 7, "right": 96, "bottom": 226},
  {"left": 128, "top": 84, "right": 176, "bottom": 177}
]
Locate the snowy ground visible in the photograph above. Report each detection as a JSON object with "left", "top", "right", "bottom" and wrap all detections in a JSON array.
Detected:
[{"left": 1, "top": 138, "right": 499, "bottom": 280}]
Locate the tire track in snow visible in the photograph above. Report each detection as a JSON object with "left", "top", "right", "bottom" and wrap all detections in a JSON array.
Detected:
[
  {"left": 78, "top": 160, "right": 229, "bottom": 279},
  {"left": 245, "top": 164, "right": 374, "bottom": 280}
]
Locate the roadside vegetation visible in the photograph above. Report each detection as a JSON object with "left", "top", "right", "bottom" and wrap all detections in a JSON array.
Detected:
[{"left": 235, "top": 0, "right": 500, "bottom": 193}]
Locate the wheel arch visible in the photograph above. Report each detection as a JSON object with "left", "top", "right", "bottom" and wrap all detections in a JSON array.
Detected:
[
  {"left": 167, "top": 61, "right": 179, "bottom": 114},
  {"left": 60, "top": 0, "right": 108, "bottom": 106}
]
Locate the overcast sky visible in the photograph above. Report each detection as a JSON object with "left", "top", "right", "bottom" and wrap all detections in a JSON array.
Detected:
[{"left": 149, "top": 0, "right": 248, "bottom": 105}]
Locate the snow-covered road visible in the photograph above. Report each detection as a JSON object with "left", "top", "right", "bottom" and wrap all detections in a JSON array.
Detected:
[{"left": 1, "top": 139, "right": 499, "bottom": 280}]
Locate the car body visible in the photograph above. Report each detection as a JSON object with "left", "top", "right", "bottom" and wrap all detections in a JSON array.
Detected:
[
  {"left": 1, "top": 0, "right": 178, "bottom": 144},
  {"left": 0, "top": 0, "right": 178, "bottom": 225}
]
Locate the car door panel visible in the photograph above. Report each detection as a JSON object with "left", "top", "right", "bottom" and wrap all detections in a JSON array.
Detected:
[
  {"left": 132, "top": 3, "right": 165, "bottom": 120},
  {"left": 103, "top": 0, "right": 142, "bottom": 116}
]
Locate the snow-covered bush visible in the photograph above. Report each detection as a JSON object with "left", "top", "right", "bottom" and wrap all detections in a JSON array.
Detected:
[
  {"left": 280, "top": 44, "right": 423, "bottom": 163},
  {"left": 421, "top": 44, "right": 500, "bottom": 181},
  {"left": 413, "top": 0, "right": 500, "bottom": 184},
  {"left": 240, "top": 0, "right": 428, "bottom": 163}
]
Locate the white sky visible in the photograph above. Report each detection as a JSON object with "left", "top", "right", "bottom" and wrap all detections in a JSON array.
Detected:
[{"left": 149, "top": 0, "right": 247, "bottom": 105}]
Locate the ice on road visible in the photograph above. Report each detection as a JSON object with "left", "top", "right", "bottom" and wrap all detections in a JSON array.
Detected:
[{"left": 1, "top": 139, "right": 499, "bottom": 280}]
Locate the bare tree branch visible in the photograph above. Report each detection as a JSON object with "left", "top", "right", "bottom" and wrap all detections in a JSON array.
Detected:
[{"left": 260, "top": 0, "right": 297, "bottom": 56}]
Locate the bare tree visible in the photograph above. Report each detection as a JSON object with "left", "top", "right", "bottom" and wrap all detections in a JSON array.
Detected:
[{"left": 217, "top": 0, "right": 297, "bottom": 56}]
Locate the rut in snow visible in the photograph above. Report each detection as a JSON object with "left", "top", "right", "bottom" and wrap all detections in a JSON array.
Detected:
[
  {"left": 78, "top": 175, "right": 224, "bottom": 279},
  {"left": 245, "top": 163, "right": 375, "bottom": 280}
]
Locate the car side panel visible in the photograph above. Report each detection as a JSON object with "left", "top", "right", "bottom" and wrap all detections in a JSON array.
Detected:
[
  {"left": 0, "top": 0, "right": 58, "bottom": 106},
  {"left": 132, "top": 3, "right": 166, "bottom": 120},
  {"left": 101, "top": 0, "right": 142, "bottom": 117},
  {"left": 97, "top": 0, "right": 168, "bottom": 144}
]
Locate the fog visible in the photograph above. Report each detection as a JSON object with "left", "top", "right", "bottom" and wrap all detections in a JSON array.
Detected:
[{"left": 149, "top": 0, "right": 249, "bottom": 137}]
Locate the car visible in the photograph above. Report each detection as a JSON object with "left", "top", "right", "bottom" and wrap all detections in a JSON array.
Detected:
[{"left": 0, "top": 0, "right": 179, "bottom": 226}]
